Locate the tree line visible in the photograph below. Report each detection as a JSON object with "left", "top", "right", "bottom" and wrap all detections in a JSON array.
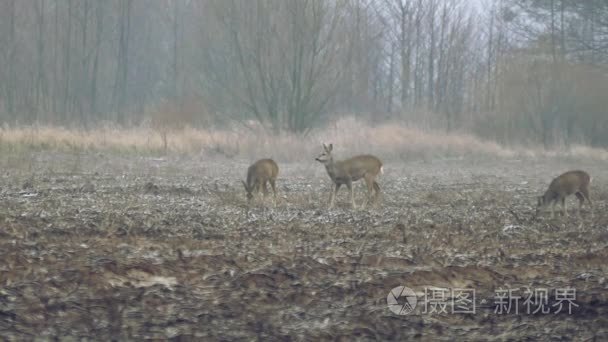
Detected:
[{"left": 0, "top": 0, "right": 607, "bottom": 146}]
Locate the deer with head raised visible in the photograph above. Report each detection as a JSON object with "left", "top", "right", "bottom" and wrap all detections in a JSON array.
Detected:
[{"left": 315, "top": 143, "right": 383, "bottom": 209}]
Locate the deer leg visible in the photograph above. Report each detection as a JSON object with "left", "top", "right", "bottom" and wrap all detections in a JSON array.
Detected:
[
  {"left": 581, "top": 187, "right": 593, "bottom": 218},
  {"left": 258, "top": 181, "right": 269, "bottom": 206},
  {"left": 561, "top": 197, "right": 568, "bottom": 217},
  {"left": 329, "top": 183, "right": 341, "bottom": 209},
  {"left": 270, "top": 178, "right": 277, "bottom": 206},
  {"left": 373, "top": 181, "right": 381, "bottom": 204},
  {"left": 363, "top": 175, "right": 374, "bottom": 207},
  {"left": 346, "top": 179, "right": 356, "bottom": 209},
  {"left": 550, "top": 200, "right": 556, "bottom": 219},
  {"left": 252, "top": 182, "right": 260, "bottom": 203},
  {"left": 575, "top": 192, "right": 584, "bottom": 217}
]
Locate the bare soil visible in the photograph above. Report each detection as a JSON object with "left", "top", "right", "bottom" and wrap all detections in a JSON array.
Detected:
[{"left": 0, "top": 152, "right": 607, "bottom": 340}]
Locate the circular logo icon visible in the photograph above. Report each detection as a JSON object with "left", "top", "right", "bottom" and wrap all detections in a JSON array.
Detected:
[{"left": 387, "top": 286, "right": 417, "bottom": 315}]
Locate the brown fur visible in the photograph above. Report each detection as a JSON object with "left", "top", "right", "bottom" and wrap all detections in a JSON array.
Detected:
[
  {"left": 537, "top": 170, "right": 593, "bottom": 218},
  {"left": 242, "top": 159, "right": 279, "bottom": 204},
  {"left": 315, "top": 143, "right": 383, "bottom": 209}
]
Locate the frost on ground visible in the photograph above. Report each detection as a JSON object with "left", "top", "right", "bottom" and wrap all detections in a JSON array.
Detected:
[{"left": 0, "top": 152, "right": 607, "bottom": 340}]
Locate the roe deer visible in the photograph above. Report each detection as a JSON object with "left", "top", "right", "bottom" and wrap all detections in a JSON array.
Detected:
[
  {"left": 242, "top": 159, "right": 279, "bottom": 205},
  {"left": 536, "top": 170, "right": 593, "bottom": 218},
  {"left": 315, "top": 143, "right": 383, "bottom": 209}
]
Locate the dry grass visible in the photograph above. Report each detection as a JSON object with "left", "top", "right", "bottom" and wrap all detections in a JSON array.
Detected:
[{"left": 1, "top": 117, "right": 607, "bottom": 161}]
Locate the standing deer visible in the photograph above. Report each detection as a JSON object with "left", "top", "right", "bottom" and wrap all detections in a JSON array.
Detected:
[
  {"left": 315, "top": 143, "right": 383, "bottom": 209},
  {"left": 242, "top": 159, "right": 279, "bottom": 205},
  {"left": 536, "top": 170, "right": 593, "bottom": 218}
]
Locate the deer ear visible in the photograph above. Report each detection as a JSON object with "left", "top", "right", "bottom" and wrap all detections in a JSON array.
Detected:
[
  {"left": 322, "top": 143, "right": 328, "bottom": 152},
  {"left": 328, "top": 144, "right": 333, "bottom": 152}
]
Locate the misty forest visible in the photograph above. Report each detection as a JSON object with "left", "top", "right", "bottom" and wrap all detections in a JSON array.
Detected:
[
  {"left": 1, "top": 0, "right": 607, "bottom": 145},
  {"left": 1, "top": 0, "right": 608, "bottom": 340}
]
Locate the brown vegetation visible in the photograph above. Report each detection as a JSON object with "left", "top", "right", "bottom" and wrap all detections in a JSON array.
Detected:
[{"left": 2, "top": 118, "right": 608, "bottom": 162}]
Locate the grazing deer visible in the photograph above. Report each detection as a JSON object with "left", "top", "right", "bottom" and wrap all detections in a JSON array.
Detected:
[
  {"left": 242, "top": 159, "right": 279, "bottom": 205},
  {"left": 315, "top": 143, "right": 383, "bottom": 209},
  {"left": 536, "top": 170, "right": 593, "bottom": 218}
]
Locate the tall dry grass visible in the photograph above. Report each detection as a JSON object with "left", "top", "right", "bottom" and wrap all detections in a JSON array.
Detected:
[{"left": 0, "top": 118, "right": 607, "bottom": 161}]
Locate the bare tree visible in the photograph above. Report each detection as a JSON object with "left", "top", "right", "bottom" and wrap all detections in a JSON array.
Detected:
[
  {"left": 0, "top": 0, "right": 606, "bottom": 147},
  {"left": 113, "top": 0, "right": 133, "bottom": 124},
  {"left": 203, "top": 0, "right": 352, "bottom": 133}
]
